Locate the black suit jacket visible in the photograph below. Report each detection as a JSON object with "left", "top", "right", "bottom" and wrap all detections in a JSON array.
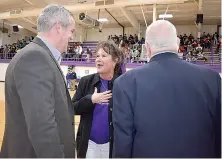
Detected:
[
  {"left": 73, "top": 73, "right": 119, "bottom": 158},
  {"left": 113, "top": 52, "right": 221, "bottom": 158}
]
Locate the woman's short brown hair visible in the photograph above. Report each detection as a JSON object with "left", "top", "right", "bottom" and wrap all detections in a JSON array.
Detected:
[{"left": 95, "top": 40, "right": 124, "bottom": 75}]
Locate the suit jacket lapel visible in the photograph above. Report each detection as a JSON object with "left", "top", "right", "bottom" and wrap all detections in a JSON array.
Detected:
[
  {"left": 32, "top": 37, "right": 74, "bottom": 123},
  {"left": 32, "top": 37, "right": 69, "bottom": 92}
]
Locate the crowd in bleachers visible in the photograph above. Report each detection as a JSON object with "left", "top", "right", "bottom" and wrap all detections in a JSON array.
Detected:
[
  {"left": 0, "top": 37, "right": 34, "bottom": 59},
  {"left": 178, "top": 32, "right": 221, "bottom": 62},
  {"left": 65, "top": 42, "right": 83, "bottom": 60},
  {"left": 65, "top": 34, "right": 146, "bottom": 63},
  {"left": 108, "top": 34, "right": 146, "bottom": 63},
  {"left": 0, "top": 32, "right": 221, "bottom": 64},
  {"left": 108, "top": 32, "right": 221, "bottom": 64},
  {"left": 179, "top": 32, "right": 220, "bottom": 52},
  {"left": 108, "top": 34, "right": 145, "bottom": 46}
]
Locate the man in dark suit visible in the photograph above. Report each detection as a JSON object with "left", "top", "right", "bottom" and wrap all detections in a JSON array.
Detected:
[
  {"left": 112, "top": 20, "right": 221, "bottom": 158},
  {"left": 1, "top": 4, "right": 76, "bottom": 158}
]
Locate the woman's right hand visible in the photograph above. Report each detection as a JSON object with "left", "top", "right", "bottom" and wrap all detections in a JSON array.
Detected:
[{"left": 91, "top": 87, "right": 112, "bottom": 104}]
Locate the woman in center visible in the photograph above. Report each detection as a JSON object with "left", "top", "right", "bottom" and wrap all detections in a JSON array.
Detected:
[{"left": 73, "top": 40, "right": 125, "bottom": 158}]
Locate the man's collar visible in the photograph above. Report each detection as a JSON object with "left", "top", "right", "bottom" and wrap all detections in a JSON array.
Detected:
[
  {"left": 36, "top": 35, "right": 61, "bottom": 63},
  {"left": 149, "top": 52, "right": 179, "bottom": 63}
]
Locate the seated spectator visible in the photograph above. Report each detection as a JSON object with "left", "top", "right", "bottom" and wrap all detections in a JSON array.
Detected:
[
  {"left": 0, "top": 45, "right": 3, "bottom": 59},
  {"left": 213, "top": 32, "right": 219, "bottom": 46},
  {"left": 75, "top": 44, "right": 82, "bottom": 61},
  {"left": 179, "top": 45, "right": 185, "bottom": 53},
  {"left": 196, "top": 44, "right": 203, "bottom": 54},
  {"left": 86, "top": 47, "right": 92, "bottom": 62},
  {"left": 196, "top": 52, "right": 207, "bottom": 62},
  {"left": 192, "top": 40, "right": 198, "bottom": 48},
  {"left": 204, "top": 37, "right": 211, "bottom": 49},
  {"left": 215, "top": 37, "right": 221, "bottom": 53},
  {"left": 186, "top": 52, "right": 192, "bottom": 62},
  {"left": 188, "top": 34, "right": 194, "bottom": 40},
  {"left": 3, "top": 45, "right": 9, "bottom": 59},
  {"left": 202, "top": 32, "right": 206, "bottom": 38},
  {"left": 119, "top": 41, "right": 129, "bottom": 63},
  {"left": 187, "top": 43, "right": 193, "bottom": 54}
]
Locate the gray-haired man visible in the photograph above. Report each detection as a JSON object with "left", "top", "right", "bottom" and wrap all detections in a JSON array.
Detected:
[
  {"left": 1, "top": 4, "right": 75, "bottom": 158},
  {"left": 112, "top": 20, "right": 221, "bottom": 158}
]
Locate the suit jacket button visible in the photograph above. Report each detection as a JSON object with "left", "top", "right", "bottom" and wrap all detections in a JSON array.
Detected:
[
  {"left": 110, "top": 108, "right": 112, "bottom": 111},
  {"left": 110, "top": 122, "right": 112, "bottom": 126}
]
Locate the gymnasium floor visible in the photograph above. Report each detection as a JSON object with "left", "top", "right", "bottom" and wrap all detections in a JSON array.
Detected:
[{"left": 0, "top": 82, "right": 79, "bottom": 150}]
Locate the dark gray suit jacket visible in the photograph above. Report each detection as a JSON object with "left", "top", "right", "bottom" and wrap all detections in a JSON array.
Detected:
[{"left": 0, "top": 37, "right": 75, "bottom": 158}]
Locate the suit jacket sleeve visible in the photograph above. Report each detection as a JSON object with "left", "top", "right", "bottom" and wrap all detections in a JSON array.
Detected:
[
  {"left": 13, "top": 51, "right": 64, "bottom": 158},
  {"left": 215, "top": 73, "right": 221, "bottom": 157},
  {"left": 72, "top": 78, "right": 95, "bottom": 115},
  {"left": 112, "top": 74, "right": 136, "bottom": 158}
]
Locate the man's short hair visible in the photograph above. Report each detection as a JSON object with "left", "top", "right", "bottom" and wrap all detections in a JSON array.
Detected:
[
  {"left": 37, "top": 4, "right": 74, "bottom": 32},
  {"left": 145, "top": 20, "right": 178, "bottom": 50}
]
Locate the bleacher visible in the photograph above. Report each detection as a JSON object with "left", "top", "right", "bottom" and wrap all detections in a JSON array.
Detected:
[
  {"left": 0, "top": 40, "right": 221, "bottom": 73},
  {"left": 81, "top": 41, "right": 98, "bottom": 59}
]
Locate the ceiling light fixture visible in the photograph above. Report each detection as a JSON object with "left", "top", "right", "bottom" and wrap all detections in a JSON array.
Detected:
[
  {"left": 18, "top": 25, "right": 23, "bottom": 28},
  {"left": 12, "top": 24, "right": 23, "bottom": 28},
  {"left": 97, "top": 18, "right": 108, "bottom": 22},
  {"left": 159, "top": 14, "right": 173, "bottom": 18}
]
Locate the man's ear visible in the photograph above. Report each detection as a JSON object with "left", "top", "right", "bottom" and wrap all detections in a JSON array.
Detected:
[
  {"left": 146, "top": 42, "right": 151, "bottom": 58},
  {"left": 55, "top": 21, "right": 62, "bottom": 34}
]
